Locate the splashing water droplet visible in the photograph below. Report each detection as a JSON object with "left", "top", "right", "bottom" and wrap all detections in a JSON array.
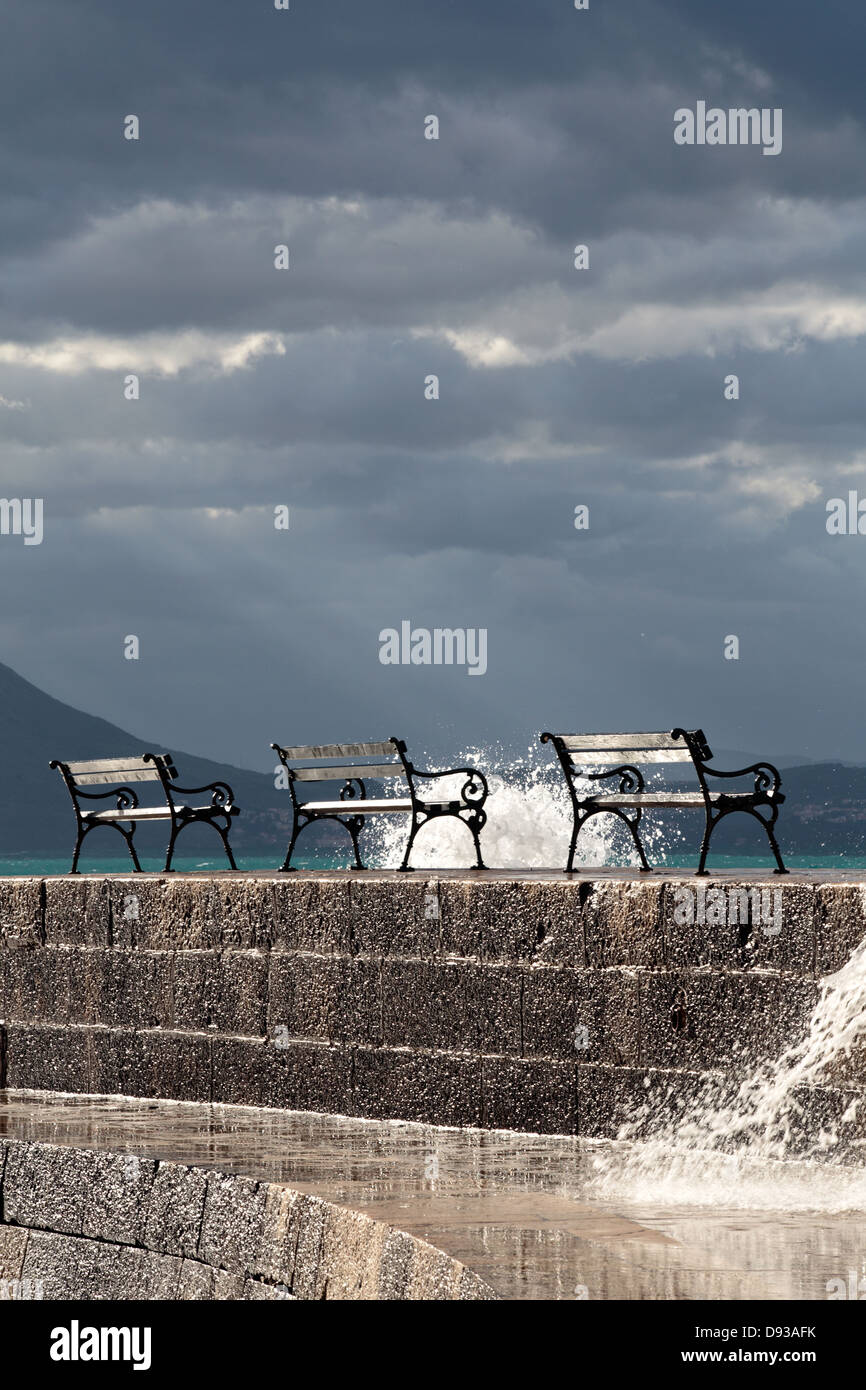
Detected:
[
  {"left": 364, "top": 743, "right": 684, "bottom": 870},
  {"left": 589, "top": 913, "right": 866, "bottom": 1211}
]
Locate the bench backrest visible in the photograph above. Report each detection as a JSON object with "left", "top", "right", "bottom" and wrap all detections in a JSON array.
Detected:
[
  {"left": 541, "top": 730, "right": 711, "bottom": 768},
  {"left": 271, "top": 740, "right": 409, "bottom": 785},
  {"left": 52, "top": 754, "right": 177, "bottom": 786}
]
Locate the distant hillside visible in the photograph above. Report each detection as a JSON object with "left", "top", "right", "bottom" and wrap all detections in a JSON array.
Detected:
[{"left": 0, "top": 662, "right": 293, "bottom": 857}]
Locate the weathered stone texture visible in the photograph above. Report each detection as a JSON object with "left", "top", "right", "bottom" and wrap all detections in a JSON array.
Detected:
[
  {"left": 0, "top": 874, "right": 864, "bottom": 1135},
  {"left": 0, "top": 1141, "right": 496, "bottom": 1301},
  {"left": 1, "top": 874, "right": 863, "bottom": 1299}
]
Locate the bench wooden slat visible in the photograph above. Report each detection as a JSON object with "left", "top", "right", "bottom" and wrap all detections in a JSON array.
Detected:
[
  {"left": 84, "top": 807, "right": 177, "bottom": 820},
  {"left": 300, "top": 798, "right": 454, "bottom": 814},
  {"left": 558, "top": 732, "right": 686, "bottom": 751},
  {"left": 291, "top": 763, "right": 403, "bottom": 783},
  {"left": 72, "top": 769, "right": 164, "bottom": 785},
  {"left": 567, "top": 748, "right": 693, "bottom": 765},
  {"left": 65, "top": 756, "right": 159, "bottom": 775},
  {"left": 587, "top": 792, "right": 755, "bottom": 806},
  {"left": 276, "top": 742, "right": 396, "bottom": 760}
]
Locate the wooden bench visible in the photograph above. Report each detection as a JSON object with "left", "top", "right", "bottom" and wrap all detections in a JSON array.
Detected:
[
  {"left": 270, "top": 738, "right": 488, "bottom": 871},
  {"left": 539, "top": 728, "right": 787, "bottom": 876},
  {"left": 49, "top": 754, "right": 240, "bottom": 873}
]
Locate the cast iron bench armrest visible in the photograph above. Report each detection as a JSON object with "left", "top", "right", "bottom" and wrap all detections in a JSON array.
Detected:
[
  {"left": 67, "top": 785, "right": 142, "bottom": 808},
  {"left": 337, "top": 778, "right": 371, "bottom": 800},
  {"left": 539, "top": 734, "right": 646, "bottom": 796},
  {"left": 696, "top": 761, "right": 783, "bottom": 800},
  {"left": 408, "top": 764, "right": 489, "bottom": 807},
  {"left": 167, "top": 780, "right": 238, "bottom": 812},
  {"left": 581, "top": 764, "right": 645, "bottom": 795}
]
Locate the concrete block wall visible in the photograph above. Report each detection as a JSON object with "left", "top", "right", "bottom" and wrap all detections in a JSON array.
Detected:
[
  {"left": 0, "top": 1139, "right": 495, "bottom": 1300},
  {"left": 0, "top": 874, "right": 863, "bottom": 1138}
]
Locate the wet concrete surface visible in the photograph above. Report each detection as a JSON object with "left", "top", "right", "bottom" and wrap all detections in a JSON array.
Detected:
[{"left": 2, "top": 1090, "right": 863, "bottom": 1301}]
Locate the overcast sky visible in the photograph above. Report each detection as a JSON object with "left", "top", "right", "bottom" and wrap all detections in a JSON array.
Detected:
[{"left": 2, "top": 0, "right": 866, "bottom": 771}]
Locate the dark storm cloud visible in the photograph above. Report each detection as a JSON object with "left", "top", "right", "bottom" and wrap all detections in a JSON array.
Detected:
[
  {"left": 3, "top": 0, "right": 864, "bottom": 265},
  {"left": 2, "top": 0, "right": 866, "bottom": 767}
]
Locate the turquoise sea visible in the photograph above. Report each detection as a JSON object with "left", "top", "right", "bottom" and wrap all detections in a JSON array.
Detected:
[
  {"left": 0, "top": 854, "right": 321, "bottom": 876},
  {"left": 2, "top": 852, "right": 866, "bottom": 875}
]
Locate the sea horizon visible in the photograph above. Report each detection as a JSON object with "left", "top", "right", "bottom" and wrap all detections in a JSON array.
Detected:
[{"left": 4, "top": 851, "right": 866, "bottom": 876}]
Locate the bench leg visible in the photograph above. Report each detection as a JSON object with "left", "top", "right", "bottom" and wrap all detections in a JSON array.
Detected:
[
  {"left": 122, "top": 826, "right": 143, "bottom": 873},
  {"left": 163, "top": 817, "right": 238, "bottom": 873},
  {"left": 753, "top": 808, "right": 789, "bottom": 875},
  {"left": 215, "top": 819, "right": 238, "bottom": 870},
  {"left": 279, "top": 814, "right": 302, "bottom": 871},
  {"left": 466, "top": 809, "right": 487, "bottom": 870},
  {"left": 565, "top": 808, "right": 650, "bottom": 874},
  {"left": 347, "top": 817, "right": 366, "bottom": 871},
  {"left": 623, "top": 812, "right": 651, "bottom": 872},
  {"left": 164, "top": 825, "right": 179, "bottom": 872},
  {"left": 696, "top": 807, "right": 740, "bottom": 876},
  {"left": 698, "top": 807, "right": 789, "bottom": 876},
  {"left": 398, "top": 810, "right": 487, "bottom": 872},
  {"left": 279, "top": 814, "right": 366, "bottom": 872},
  {"left": 69, "top": 827, "right": 85, "bottom": 875},
  {"left": 70, "top": 822, "right": 142, "bottom": 874},
  {"left": 564, "top": 818, "right": 580, "bottom": 874},
  {"left": 696, "top": 809, "right": 716, "bottom": 876},
  {"left": 397, "top": 820, "right": 419, "bottom": 872}
]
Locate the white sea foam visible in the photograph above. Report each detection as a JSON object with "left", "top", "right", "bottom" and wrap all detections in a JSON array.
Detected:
[
  {"left": 589, "top": 924, "right": 866, "bottom": 1212},
  {"left": 364, "top": 743, "right": 683, "bottom": 870}
]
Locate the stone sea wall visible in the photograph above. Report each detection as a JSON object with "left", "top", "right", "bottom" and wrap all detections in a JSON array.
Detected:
[
  {"left": 0, "top": 874, "right": 864, "bottom": 1138},
  {"left": 0, "top": 1139, "right": 495, "bottom": 1300}
]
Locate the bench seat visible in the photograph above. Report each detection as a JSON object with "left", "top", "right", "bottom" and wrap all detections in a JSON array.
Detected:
[
  {"left": 85, "top": 806, "right": 194, "bottom": 820},
  {"left": 300, "top": 798, "right": 459, "bottom": 814}
]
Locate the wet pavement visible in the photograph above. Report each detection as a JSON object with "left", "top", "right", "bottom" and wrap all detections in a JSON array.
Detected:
[{"left": 2, "top": 1091, "right": 864, "bottom": 1300}]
